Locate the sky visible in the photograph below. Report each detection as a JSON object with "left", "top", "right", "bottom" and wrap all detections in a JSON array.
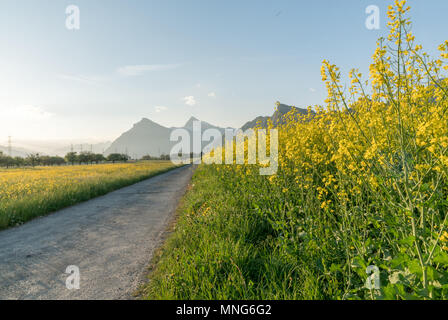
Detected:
[{"left": 0, "top": 0, "right": 447, "bottom": 143}]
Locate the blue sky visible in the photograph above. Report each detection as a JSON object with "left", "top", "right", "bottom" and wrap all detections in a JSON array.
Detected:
[{"left": 0, "top": 0, "right": 447, "bottom": 141}]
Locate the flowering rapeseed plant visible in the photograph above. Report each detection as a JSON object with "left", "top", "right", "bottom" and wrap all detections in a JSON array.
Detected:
[
  {"left": 210, "top": 0, "right": 448, "bottom": 299},
  {"left": 0, "top": 161, "right": 176, "bottom": 229}
]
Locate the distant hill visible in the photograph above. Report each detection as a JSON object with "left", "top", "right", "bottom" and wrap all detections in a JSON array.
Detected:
[
  {"left": 4, "top": 140, "right": 112, "bottom": 157},
  {"left": 241, "top": 103, "right": 312, "bottom": 131},
  {"left": 52, "top": 142, "right": 112, "bottom": 156},
  {"left": 0, "top": 145, "right": 38, "bottom": 157},
  {"left": 105, "top": 118, "right": 173, "bottom": 158},
  {"left": 105, "top": 117, "right": 231, "bottom": 159}
]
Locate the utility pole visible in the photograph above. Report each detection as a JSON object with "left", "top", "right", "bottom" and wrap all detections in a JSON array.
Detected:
[
  {"left": 70, "top": 144, "right": 74, "bottom": 153},
  {"left": 90, "top": 144, "right": 93, "bottom": 153},
  {"left": 7, "top": 136, "right": 12, "bottom": 157}
]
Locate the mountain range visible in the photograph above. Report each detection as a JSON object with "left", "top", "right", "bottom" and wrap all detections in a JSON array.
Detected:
[
  {"left": 241, "top": 103, "right": 312, "bottom": 131},
  {"left": 0, "top": 145, "right": 38, "bottom": 157},
  {"left": 104, "top": 103, "right": 311, "bottom": 159},
  {"left": 104, "top": 117, "right": 231, "bottom": 158},
  {"left": 0, "top": 141, "right": 112, "bottom": 157},
  {"left": 2, "top": 103, "right": 308, "bottom": 159}
]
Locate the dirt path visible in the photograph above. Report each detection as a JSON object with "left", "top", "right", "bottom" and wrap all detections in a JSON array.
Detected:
[{"left": 0, "top": 165, "right": 194, "bottom": 300}]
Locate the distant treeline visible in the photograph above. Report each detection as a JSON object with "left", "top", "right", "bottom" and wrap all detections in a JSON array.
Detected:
[
  {"left": 141, "top": 154, "right": 171, "bottom": 161},
  {"left": 141, "top": 153, "right": 203, "bottom": 161},
  {"left": 0, "top": 151, "right": 131, "bottom": 168}
]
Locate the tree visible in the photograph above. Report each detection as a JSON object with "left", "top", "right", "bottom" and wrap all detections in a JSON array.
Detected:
[
  {"left": 50, "top": 156, "right": 65, "bottom": 166},
  {"left": 0, "top": 152, "right": 7, "bottom": 167},
  {"left": 14, "top": 157, "right": 24, "bottom": 167},
  {"left": 93, "top": 154, "right": 105, "bottom": 164},
  {"left": 107, "top": 153, "right": 129, "bottom": 163},
  {"left": 160, "top": 154, "right": 170, "bottom": 160},
  {"left": 141, "top": 155, "right": 153, "bottom": 160},
  {"left": 77, "top": 152, "right": 91, "bottom": 164},
  {"left": 65, "top": 152, "right": 78, "bottom": 165},
  {"left": 107, "top": 153, "right": 122, "bottom": 164},
  {"left": 26, "top": 153, "right": 40, "bottom": 167}
]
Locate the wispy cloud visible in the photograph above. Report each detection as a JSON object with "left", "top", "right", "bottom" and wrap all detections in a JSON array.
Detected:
[
  {"left": 208, "top": 92, "right": 216, "bottom": 98},
  {"left": 57, "top": 74, "right": 105, "bottom": 86},
  {"left": 309, "top": 88, "right": 316, "bottom": 93},
  {"left": 155, "top": 106, "right": 167, "bottom": 113},
  {"left": 183, "top": 96, "right": 197, "bottom": 106},
  {"left": 58, "top": 64, "right": 182, "bottom": 85},
  {"left": 117, "top": 64, "right": 181, "bottom": 77}
]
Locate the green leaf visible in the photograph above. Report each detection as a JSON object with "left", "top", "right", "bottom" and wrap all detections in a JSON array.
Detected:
[
  {"left": 433, "top": 251, "right": 448, "bottom": 266},
  {"left": 382, "top": 284, "right": 398, "bottom": 300},
  {"left": 408, "top": 260, "right": 423, "bottom": 277},
  {"left": 390, "top": 254, "right": 410, "bottom": 269},
  {"left": 399, "top": 235, "right": 416, "bottom": 247},
  {"left": 426, "top": 266, "right": 441, "bottom": 281},
  {"left": 330, "top": 263, "right": 342, "bottom": 273},
  {"left": 351, "top": 256, "right": 367, "bottom": 270}
]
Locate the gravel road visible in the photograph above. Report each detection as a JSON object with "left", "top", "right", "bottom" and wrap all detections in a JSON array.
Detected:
[{"left": 0, "top": 165, "right": 194, "bottom": 300}]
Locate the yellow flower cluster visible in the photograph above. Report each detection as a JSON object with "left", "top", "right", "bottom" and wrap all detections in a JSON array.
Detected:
[
  {"left": 0, "top": 162, "right": 173, "bottom": 202},
  {"left": 0, "top": 161, "right": 175, "bottom": 228}
]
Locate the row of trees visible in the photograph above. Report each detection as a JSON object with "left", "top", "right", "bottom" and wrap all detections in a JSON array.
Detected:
[
  {"left": 0, "top": 151, "right": 130, "bottom": 168},
  {"left": 65, "top": 152, "right": 130, "bottom": 164},
  {"left": 0, "top": 152, "right": 66, "bottom": 168},
  {"left": 141, "top": 154, "right": 171, "bottom": 161}
]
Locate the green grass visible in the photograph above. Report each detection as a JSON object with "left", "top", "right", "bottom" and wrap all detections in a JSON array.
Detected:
[
  {"left": 141, "top": 164, "right": 326, "bottom": 300},
  {"left": 142, "top": 162, "right": 448, "bottom": 300}
]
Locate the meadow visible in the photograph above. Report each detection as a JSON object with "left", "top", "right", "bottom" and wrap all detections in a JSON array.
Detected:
[
  {"left": 0, "top": 161, "right": 178, "bottom": 230},
  {"left": 143, "top": 1, "right": 448, "bottom": 300}
]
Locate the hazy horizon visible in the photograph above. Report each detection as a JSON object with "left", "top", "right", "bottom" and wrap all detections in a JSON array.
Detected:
[{"left": 1, "top": 0, "right": 448, "bottom": 142}]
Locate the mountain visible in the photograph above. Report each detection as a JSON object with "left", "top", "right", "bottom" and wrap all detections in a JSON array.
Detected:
[
  {"left": 241, "top": 103, "right": 312, "bottom": 131},
  {"left": 105, "top": 118, "right": 173, "bottom": 159},
  {"left": 183, "top": 116, "right": 201, "bottom": 130},
  {"left": 52, "top": 142, "right": 112, "bottom": 156},
  {"left": 0, "top": 145, "right": 38, "bottom": 157},
  {"left": 104, "top": 117, "right": 230, "bottom": 159},
  {"left": 8, "top": 140, "right": 112, "bottom": 157},
  {"left": 183, "top": 116, "right": 229, "bottom": 133},
  {"left": 105, "top": 103, "right": 311, "bottom": 159}
]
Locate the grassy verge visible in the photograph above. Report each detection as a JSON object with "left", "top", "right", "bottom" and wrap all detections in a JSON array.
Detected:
[
  {"left": 142, "top": 161, "right": 448, "bottom": 300},
  {"left": 0, "top": 161, "right": 180, "bottom": 230},
  {"left": 141, "top": 164, "right": 321, "bottom": 300}
]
